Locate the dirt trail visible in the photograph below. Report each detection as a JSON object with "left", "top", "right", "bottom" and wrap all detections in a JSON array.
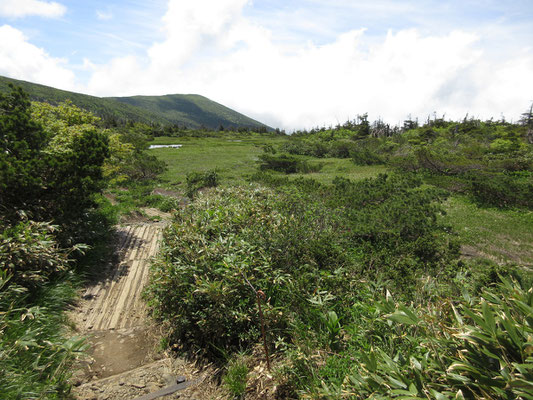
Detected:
[
  {"left": 70, "top": 222, "right": 220, "bottom": 400},
  {"left": 81, "top": 224, "right": 162, "bottom": 332}
]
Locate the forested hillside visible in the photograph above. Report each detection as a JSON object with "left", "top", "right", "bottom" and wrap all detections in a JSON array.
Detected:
[{"left": 0, "top": 75, "right": 270, "bottom": 130}]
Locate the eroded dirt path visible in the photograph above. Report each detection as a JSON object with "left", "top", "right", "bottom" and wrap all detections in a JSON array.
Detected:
[
  {"left": 82, "top": 224, "right": 162, "bottom": 332},
  {"left": 70, "top": 222, "right": 220, "bottom": 400}
]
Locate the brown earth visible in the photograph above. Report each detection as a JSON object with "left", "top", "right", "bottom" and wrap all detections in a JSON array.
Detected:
[{"left": 69, "top": 222, "right": 223, "bottom": 400}]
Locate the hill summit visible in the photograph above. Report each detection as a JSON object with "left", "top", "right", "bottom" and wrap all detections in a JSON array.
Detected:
[{"left": 0, "top": 75, "right": 270, "bottom": 130}]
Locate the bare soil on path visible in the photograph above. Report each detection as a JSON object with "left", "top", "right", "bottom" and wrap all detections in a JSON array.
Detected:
[{"left": 69, "top": 222, "right": 222, "bottom": 400}]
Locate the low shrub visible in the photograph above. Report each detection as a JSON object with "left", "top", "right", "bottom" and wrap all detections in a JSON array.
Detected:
[
  {"left": 468, "top": 172, "right": 533, "bottom": 208},
  {"left": 258, "top": 153, "right": 322, "bottom": 174},
  {"left": 185, "top": 169, "right": 219, "bottom": 198},
  {"left": 350, "top": 147, "right": 383, "bottom": 165},
  {"left": 329, "top": 174, "right": 459, "bottom": 287},
  {"left": 146, "top": 173, "right": 458, "bottom": 362},
  {"left": 0, "top": 220, "right": 78, "bottom": 289},
  {"left": 145, "top": 186, "right": 343, "bottom": 357}
]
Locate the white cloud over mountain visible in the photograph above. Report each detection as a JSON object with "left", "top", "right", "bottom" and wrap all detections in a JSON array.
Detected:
[
  {"left": 0, "top": 25, "right": 76, "bottom": 90},
  {"left": 1, "top": 0, "right": 532, "bottom": 129},
  {"left": 84, "top": 0, "right": 533, "bottom": 128}
]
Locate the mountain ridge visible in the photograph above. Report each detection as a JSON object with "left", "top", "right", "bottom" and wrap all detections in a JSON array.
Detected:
[{"left": 0, "top": 75, "right": 270, "bottom": 130}]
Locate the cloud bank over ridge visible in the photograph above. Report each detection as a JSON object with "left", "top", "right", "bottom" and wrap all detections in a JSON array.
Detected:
[{"left": 0, "top": 0, "right": 531, "bottom": 129}]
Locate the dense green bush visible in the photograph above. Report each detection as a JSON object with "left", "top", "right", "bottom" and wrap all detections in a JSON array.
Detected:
[
  {"left": 0, "top": 86, "right": 50, "bottom": 221},
  {"left": 258, "top": 153, "right": 322, "bottom": 174},
  {"left": 185, "top": 169, "right": 219, "bottom": 198},
  {"left": 0, "top": 221, "right": 74, "bottom": 289},
  {"left": 0, "top": 85, "right": 110, "bottom": 231},
  {"left": 258, "top": 153, "right": 300, "bottom": 173},
  {"left": 146, "top": 186, "right": 342, "bottom": 356},
  {"left": 326, "top": 173, "right": 457, "bottom": 286},
  {"left": 0, "top": 85, "right": 124, "bottom": 397},
  {"left": 146, "top": 172, "right": 458, "bottom": 361},
  {"left": 350, "top": 147, "right": 384, "bottom": 165},
  {"left": 468, "top": 172, "right": 533, "bottom": 208}
]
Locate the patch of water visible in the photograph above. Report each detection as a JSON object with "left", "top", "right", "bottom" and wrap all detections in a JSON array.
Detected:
[{"left": 149, "top": 144, "right": 182, "bottom": 149}]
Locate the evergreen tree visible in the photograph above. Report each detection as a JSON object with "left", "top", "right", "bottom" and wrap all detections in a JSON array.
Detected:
[
  {"left": 0, "top": 85, "right": 110, "bottom": 231},
  {"left": 0, "top": 85, "right": 48, "bottom": 220}
]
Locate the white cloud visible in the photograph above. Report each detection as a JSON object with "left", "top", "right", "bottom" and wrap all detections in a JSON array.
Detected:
[
  {"left": 0, "top": 0, "right": 66, "bottom": 19},
  {"left": 84, "top": 0, "right": 533, "bottom": 129},
  {"left": 3, "top": 0, "right": 531, "bottom": 129},
  {"left": 0, "top": 25, "right": 77, "bottom": 90},
  {"left": 147, "top": 0, "right": 250, "bottom": 74},
  {"left": 96, "top": 10, "right": 113, "bottom": 21}
]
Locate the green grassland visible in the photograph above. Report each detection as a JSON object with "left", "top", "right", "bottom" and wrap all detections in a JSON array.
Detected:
[
  {"left": 443, "top": 195, "right": 533, "bottom": 265},
  {"left": 150, "top": 135, "right": 283, "bottom": 187},
  {"left": 150, "top": 136, "right": 388, "bottom": 189}
]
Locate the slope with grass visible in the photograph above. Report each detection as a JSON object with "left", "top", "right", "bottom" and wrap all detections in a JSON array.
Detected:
[
  {"left": 0, "top": 75, "right": 270, "bottom": 130},
  {"left": 110, "top": 93, "right": 267, "bottom": 130}
]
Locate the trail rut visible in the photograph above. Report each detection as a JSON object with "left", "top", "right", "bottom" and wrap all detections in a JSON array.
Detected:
[
  {"left": 70, "top": 222, "right": 219, "bottom": 400},
  {"left": 81, "top": 223, "right": 163, "bottom": 332}
]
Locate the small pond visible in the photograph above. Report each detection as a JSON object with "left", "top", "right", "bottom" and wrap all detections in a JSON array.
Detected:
[{"left": 148, "top": 144, "right": 182, "bottom": 149}]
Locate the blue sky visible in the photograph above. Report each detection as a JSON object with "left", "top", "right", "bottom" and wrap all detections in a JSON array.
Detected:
[{"left": 0, "top": 0, "right": 532, "bottom": 129}]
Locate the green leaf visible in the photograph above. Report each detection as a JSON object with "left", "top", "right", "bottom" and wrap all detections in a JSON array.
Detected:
[
  {"left": 515, "top": 300, "right": 533, "bottom": 318},
  {"left": 410, "top": 356, "right": 422, "bottom": 371},
  {"left": 461, "top": 287, "right": 472, "bottom": 304},
  {"left": 388, "top": 377, "right": 408, "bottom": 389},
  {"left": 480, "top": 347, "right": 501, "bottom": 361},
  {"left": 388, "top": 310, "right": 418, "bottom": 325},
  {"left": 430, "top": 389, "right": 451, "bottom": 400},
  {"left": 481, "top": 301, "right": 496, "bottom": 335},
  {"left": 462, "top": 307, "right": 489, "bottom": 332},
  {"left": 399, "top": 305, "right": 420, "bottom": 324},
  {"left": 509, "top": 378, "right": 533, "bottom": 389},
  {"left": 409, "top": 382, "right": 418, "bottom": 395},
  {"left": 362, "top": 350, "right": 377, "bottom": 373},
  {"left": 451, "top": 303, "right": 463, "bottom": 325},
  {"left": 514, "top": 392, "right": 533, "bottom": 400},
  {"left": 448, "top": 362, "right": 480, "bottom": 374},
  {"left": 500, "top": 307, "right": 523, "bottom": 349},
  {"left": 513, "top": 363, "right": 533, "bottom": 376},
  {"left": 447, "top": 373, "right": 470, "bottom": 384}
]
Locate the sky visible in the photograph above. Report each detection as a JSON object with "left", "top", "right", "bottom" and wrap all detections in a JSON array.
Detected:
[{"left": 0, "top": 0, "right": 532, "bottom": 130}]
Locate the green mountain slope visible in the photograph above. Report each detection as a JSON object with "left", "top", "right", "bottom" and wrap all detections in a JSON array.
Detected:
[
  {"left": 109, "top": 94, "right": 265, "bottom": 129},
  {"left": 0, "top": 75, "right": 270, "bottom": 130}
]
